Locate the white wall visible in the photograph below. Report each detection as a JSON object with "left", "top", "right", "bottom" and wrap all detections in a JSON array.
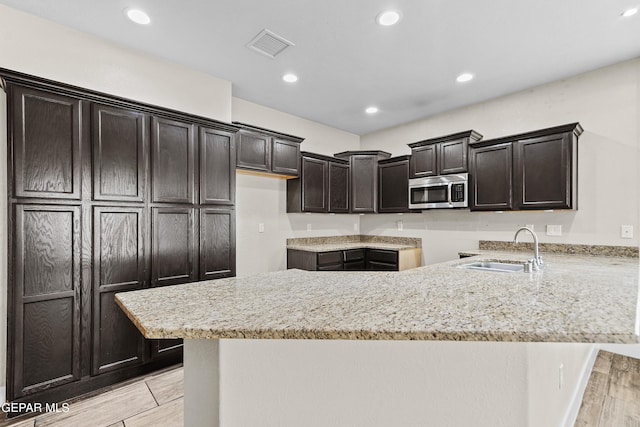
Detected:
[
  {"left": 360, "top": 59, "right": 640, "bottom": 264},
  {"left": 232, "top": 98, "right": 360, "bottom": 276}
]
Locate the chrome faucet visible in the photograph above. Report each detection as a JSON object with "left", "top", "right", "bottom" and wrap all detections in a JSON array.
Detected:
[{"left": 513, "top": 227, "right": 543, "bottom": 271}]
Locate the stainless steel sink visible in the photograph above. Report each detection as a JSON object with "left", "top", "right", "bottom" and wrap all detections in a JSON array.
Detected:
[{"left": 458, "top": 261, "right": 524, "bottom": 273}]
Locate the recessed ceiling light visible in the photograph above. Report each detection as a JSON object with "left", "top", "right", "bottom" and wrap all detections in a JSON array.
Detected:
[
  {"left": 125, "top": 8, "right": 151, "bottom": 25},
  {"left": 365, "top": 106, "right": 379, "bottom": 114},
  {"left": 376, "top": 10, "right": 401, "bottom": 26},
  {"left": 282, "top": 73, "right": 298, "bottom": 83},
  {"left": 456, "top": 73, "right": 474, "bottom": 83},
  {"left": 622, "top": 7, "right": 638, "bottom": 17}
]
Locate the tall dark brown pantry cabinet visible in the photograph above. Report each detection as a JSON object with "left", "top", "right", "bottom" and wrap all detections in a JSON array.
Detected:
[{"left": 2, "top": 69, "right": 238, "bottom": 411}]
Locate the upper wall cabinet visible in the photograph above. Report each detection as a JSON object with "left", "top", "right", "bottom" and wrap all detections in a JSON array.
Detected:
[
  {"left": 11, "top": 86, "right": 83, "bottom": 200},
  {"left": 408, "top": 130, "right": 482, "bottom": 178},
  {"left": 287, "top": 152, "right": 349, "bottom": 213},
  {"left": 378, "top": 155, "right": 411, "bottom": 213},
  {"left": 334, "top": 150, "right": 391, "bottom": 213},
  {"left": 233, "top": 122, "right": 304, "bottom": 178},
  {"left": 199, "top": 127, "right": 236, "bottom": 205},
  {"left": 469, "top": 123, "right": 582, "bottom": 211},
  {"left": 151, "top": 117, "right": 196, "bottom": 204},
  {"left": 92, "top": 104, "right": 147, "bottom": 202}
]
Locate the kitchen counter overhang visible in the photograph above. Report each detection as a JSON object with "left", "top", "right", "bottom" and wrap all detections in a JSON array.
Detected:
[{"left": 115, "top": 252, "right": 640, "bottom": 344}]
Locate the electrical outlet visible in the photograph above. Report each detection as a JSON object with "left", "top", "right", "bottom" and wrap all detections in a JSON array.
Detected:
[
  {"left": 546, "top": 225, "right": 562, "bottom": 236},
  {"left": 621, "top": 225, "right": 634, "bottom": 239},
  {"left": 353, "top": 223, "right": 359, "bottom": 232},
  {"left": 397, "top": 220, "right": 403, "bottom": 231},
  {"left": 306, "top": 223, "right": 312, "bottom": 232},
  {"left": 258, "top": 223, "right": 265, "bottom": 233}
]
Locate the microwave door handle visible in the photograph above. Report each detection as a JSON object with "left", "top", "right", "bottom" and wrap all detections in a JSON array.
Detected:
[{"left": 447, "top": 183, "right": 453, "bottom": 205}]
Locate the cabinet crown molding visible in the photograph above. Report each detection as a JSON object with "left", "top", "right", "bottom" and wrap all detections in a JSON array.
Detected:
[
  {"left": 469, "top": 122, "right": 583, "bottom": 148},
  {"left": 407, "top": 130, "right": 483, "bottom": 148},
  {"left": 232, "top": 122, "right": 304, "bottom": 143},
  {"left": 334, "top": 150, "right": 392, "bottom": 160}
]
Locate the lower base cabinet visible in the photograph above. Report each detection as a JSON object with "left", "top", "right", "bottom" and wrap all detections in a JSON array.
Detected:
[{"left": 288, "top": 248, "right": 421, "bottom": 272}]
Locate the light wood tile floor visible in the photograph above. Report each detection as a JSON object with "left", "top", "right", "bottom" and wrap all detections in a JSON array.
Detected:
[
  {"left": 0, "top": 366, "right": 184, "bottom": 427},
  {"left": 575, "top": 350, "right": 640, "bottom": 426}
]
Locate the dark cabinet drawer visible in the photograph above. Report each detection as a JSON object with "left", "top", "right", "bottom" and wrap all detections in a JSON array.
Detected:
[
  {"left": 317, "top": 251, "right": 343, "bottom": 266},
  {"left": 366, "top": 249, "right": 398, "bottom": 264},
  {"left": 344, "top": 249, "right": 365, "bottom": 262},
  {"left": 367, "top": 261, "right": 398, "bottom": 271}
]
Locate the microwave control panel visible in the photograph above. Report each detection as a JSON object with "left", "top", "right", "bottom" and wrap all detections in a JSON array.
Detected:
[{"left": 451, "top": 183, "right": 466, "bottom": 202}]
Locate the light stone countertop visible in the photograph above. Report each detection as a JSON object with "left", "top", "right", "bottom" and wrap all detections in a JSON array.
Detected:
[
  {"left": 115, "top": 251, "right": 640, "bottom": 344},
  {"left": 287, "top": 242, "right": 417, "bottom": 252}
]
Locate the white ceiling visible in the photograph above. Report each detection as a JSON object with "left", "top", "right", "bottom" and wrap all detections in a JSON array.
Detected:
[{"left": 1, "top": 0, "right": 639, "bottom": 135}]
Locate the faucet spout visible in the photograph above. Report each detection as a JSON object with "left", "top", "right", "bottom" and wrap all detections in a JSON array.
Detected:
[{"left": 513, "top": 227, "right": 543, "bottom": 270}]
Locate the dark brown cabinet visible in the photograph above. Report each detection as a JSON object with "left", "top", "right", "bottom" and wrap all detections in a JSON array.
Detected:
[
  {"left": 469, "top": 143, "right": 513, "bottom": 210},
  {"left": 287, "top": 152, "right": 349, "bottom": 213},
  {"left": 334, "top": 151, "right": 391, "bottom": 213},
  {"left": 234, "top": 123, "right": 303, "bottom": 177},
  {"left": 469, "top": 123, "right": 581, "bottom": 211},
  {"left": 4, "top": 70, "right": 238, "bottom": 410},
  {"left": 378, "top": 156, "right": 411, "bottom": 213},
  {"left": 408, "top": 130, "right": 482, "bottom": 178},
  {"left": 287, "top": 248, "right": 399, "bottom": 271},
  {"left": 92, "top": 104, "right": 147, "bottom": 202}
]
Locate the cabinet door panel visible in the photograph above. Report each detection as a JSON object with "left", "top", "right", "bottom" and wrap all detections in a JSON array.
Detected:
[
  {"left": 200, "top": 127, "right": 235, "bottom": 205},
  {"left": 439, "top": 139, "right": 468, "bottom": 175},
  {"left": 301, "top": 157, "right": 328, "bottom": 212},
  {"left": 92, "top": 104, "right": 146, "bottom": 201},
  {"left": 379, "top": 160, "right": 409, "bottom": 213},
  {"left": 200, "top": 208, "right": 236, "bottom": 280},
  {"left": 12, "top": 86, "right": 81, "bottom": 199},
  {"left": 92, "top": 207, "right": 145, "bottom": 375},
  {"left": 470, "top": 143, "right": 513, "bottom": 211},
  {"left": 350, "top": 156, "right": 378, "bottom": 213},
  {"left": 13, "top": 205, "right": 81, "bottom": 397},
  {"left": 409, "top": 145, "right": 436, "bottom": 178},
  {"left": 151, "top": 117, "right": 195, "bottom": 203},
  {"left": 328, "top": 162, "right": 349, "bottom": 213},
  {"left": 152, "top": 207, "right": 196, "bottom": 287},
  {"left": 271, "top": 139, "right": 300, "bottom": 176},
  {"left": 237, "top": 131, "right": 270, "bottom": 171},
  {"left": 514, "top": 134, "right": 572, "bottom": 209}
]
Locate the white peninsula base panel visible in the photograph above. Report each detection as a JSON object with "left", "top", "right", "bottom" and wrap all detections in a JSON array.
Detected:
[{"left": 183, "top": 339, "right": 598, "bottom": 427}]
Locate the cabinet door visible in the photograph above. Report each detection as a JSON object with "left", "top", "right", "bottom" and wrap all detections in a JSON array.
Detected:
[
  {"left": 328, "top": 161, "right": 349, "bottom": 213},
  {"left": 200, "top": 127, "right": 235, "bottom": 205},
  {"left": 12, "top": 205, "right": 81, "bottom": 398},
  {"left": 11, "top": 86, "right": 82, "bottom": 199},
  {"left": 92, "top": 207, "right": 146, "bottom": 375},
  {"left": 200, "top": 208, "right": 236, "bottom": 280},
  {"left": 439, "top": 139, "right": 468, "bottom": 175},
  {"left": 409, "top": 145, "right": 437, "bottom": 178},
  {"left": 92, "top": 104, "right": 147, "bottom": 201},
  {"left": 513, "top": 133, "right": 574, "bottom": 210},
  {"left": 366, "top": 249, "right": 399, "bottom": 271},
  {"left": 151, "top": 207, "right": 197, "bottom": 287},
  {"left": 236, "top": 131, "right": 270, "bottom": 172},
  {"left": 271, "top": 139, "right": 300, "bottom": 176},
  {"left": 350, "top": 155, "right": 378, "bottom": 213},
  {"left": 469, "top": 143, "right": 513, "bottom": 211},
  {"left": 151, "top": 117, "right": 196, "bottom": 203},
  {"left": 301, "top": 157, "right": 328, "bottom": 213},
  {"left": 379, "top": 160, "right": 410, "bottom": 213}
]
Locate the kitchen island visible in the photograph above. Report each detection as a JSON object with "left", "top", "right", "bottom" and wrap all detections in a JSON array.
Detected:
[{"left": 116, "top": 251, "right": 639, "bottom": 426}]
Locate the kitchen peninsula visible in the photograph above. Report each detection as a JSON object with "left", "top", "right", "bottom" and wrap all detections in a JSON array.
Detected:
[{"left": 116, "top": 248, "right": 639, "bottom": 426}]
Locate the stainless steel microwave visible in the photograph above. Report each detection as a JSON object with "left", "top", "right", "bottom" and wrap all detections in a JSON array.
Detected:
[{"left": 408, "top": 173, "right": 468, "bottom": 209}]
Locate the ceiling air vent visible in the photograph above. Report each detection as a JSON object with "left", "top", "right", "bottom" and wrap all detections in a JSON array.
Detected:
[{"left": 247, "top": 29, "right": 294, "bottom": 58}]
